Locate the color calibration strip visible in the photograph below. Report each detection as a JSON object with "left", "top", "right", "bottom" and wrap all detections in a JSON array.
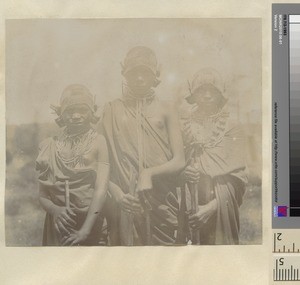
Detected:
[{"left": 290, "top": 15, "right": 300, "bottom": 216}]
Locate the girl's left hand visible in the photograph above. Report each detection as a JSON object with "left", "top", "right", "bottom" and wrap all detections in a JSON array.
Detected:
[
  {"left": 61, "top": 229, "right": 89, "bottom": 246},
  {"left": 189, "top": 199, "right": 218, "bottom": 230}
]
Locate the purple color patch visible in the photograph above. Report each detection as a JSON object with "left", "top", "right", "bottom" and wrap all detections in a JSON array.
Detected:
[{"left": 277, "top": 206, "right": 288, "bottom": 217}]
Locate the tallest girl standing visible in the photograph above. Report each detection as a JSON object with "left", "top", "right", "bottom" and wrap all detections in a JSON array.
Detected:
[{"left": 101, "top": 46, "right": 185, "bottom": 245}]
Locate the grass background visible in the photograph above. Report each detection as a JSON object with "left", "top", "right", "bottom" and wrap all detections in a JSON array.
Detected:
[{"left": 5, "top": 123, "right": 262, "bottom": 246}]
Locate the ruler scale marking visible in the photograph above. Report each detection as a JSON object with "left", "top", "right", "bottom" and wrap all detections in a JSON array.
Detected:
[
  {"left": 271, "top": 233, "right": 300, "bottom": 281},
  {"left": 280, "top": 268, "right": 281, "bottom": 281},
  {"left": 276, "top": 258, "right": 278, "bottom": 281},
  {"left": 279, "top": 268, "right": 281, "bottom": 281},
  {"left": 293, "top": 243, "right": 295, "bottom": 253}
]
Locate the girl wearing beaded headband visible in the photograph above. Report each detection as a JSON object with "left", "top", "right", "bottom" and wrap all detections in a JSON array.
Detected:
[
  {"left": 101, "top": 46, "right": 185, "bottom": 245},
  {"left": 36, "top": 84, "right": 109, "bottom": 246},
  {"left": 179, "top": 68, "right": 247, "bottom": 245}
]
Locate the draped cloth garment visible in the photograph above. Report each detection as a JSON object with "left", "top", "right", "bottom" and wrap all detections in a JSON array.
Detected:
[
  {"left": 182, "top": 110, "right": 248, "bottom": 245},
  {"left": 36, "top": 130, "right": 105, "bottom": 246},
  {"left": 101, "top": 97, "right": 179, "bottom": 245}
]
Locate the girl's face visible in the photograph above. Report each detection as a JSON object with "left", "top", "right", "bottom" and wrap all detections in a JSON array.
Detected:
[
  {"left": 193, "top": 84, "right": 224, "bottom": 114},
  {"left": 124, "top": 66, "right": 156, "bottom": 95},
  {"left": 62, "top": 104, "right": 92, "bottom": 132}
]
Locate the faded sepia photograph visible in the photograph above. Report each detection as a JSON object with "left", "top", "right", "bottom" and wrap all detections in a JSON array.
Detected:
[{"left": 5, "top": 19, "right": 262, "bottom": 246}]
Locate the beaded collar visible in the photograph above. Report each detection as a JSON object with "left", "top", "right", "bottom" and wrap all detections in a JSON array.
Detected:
[
  {"left": 55, "top": 128, "right": 97, "bottom": 168},
  {"left": 188, "top": 109, "right": 229, "bottom": 149},
  {"left": 122, "top": 84, "right": 156, "bottom": 103}
]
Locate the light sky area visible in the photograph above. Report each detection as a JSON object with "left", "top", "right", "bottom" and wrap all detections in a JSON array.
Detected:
[{"left": 6, "top": 19, "right": 261, "bottom": 125}]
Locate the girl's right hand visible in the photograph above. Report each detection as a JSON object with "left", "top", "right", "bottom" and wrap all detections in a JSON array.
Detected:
[
  {"left": 52, "top": 206, "right": 76, "bottom": 235},
  {"left": 118, "top": 193, "right": 143, "bottom": 214},
  {"left": 184, "top": 165, "right": 201, "bottom": 183}
]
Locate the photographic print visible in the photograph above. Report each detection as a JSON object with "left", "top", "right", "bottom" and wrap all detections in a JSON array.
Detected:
[{"left": 5, "top": 18, "right": 262, "bottom": 246}]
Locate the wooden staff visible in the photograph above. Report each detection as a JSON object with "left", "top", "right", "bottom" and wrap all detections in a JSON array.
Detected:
[
  {"left": 190, "top": 187, "right": 200, "bottom": 244},
  {"left": 136, "top": 99, "right": 152, "bottom": 245},
  {"left": 145, "top": 209, "right": 151, "bottom": 245},
  {"left": 65, "top": 180, "right": 70, "bottom": 210},
  {"left": 139, "top": 191, "right": 152, "bottom": 245},
  {"left": 128, "top": 166, "right": 138, "bottom": 246},
  {"left": 189, "top": 150, "right": 201, "bottom": 245}
]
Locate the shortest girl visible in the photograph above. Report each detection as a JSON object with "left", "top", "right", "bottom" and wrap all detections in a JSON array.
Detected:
[{"left": 36, "top": 84, "right": 109, "bottom": 246}]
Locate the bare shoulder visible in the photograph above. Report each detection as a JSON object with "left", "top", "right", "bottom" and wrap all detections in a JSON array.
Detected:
[
  {"left": 88, "top": 132, "right": 109, "bottom": 163},
  {"left": 93, "top": 133, "right": 108, "bottom": 149}
]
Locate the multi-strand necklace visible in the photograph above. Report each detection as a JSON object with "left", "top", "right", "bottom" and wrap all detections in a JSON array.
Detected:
[
  {"left": 189, "top": 109, "right": 229, "bottom": 149},
  {"left": 55, "top": 128, "right": 97, "bottom": 168}
]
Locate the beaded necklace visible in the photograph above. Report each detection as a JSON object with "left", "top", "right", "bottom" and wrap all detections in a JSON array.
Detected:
[
  {"left": 55, "top": 128, "right": 97, "bottom": 168},
  {"left": 189, "top": 109, "right": 229, "bottom": 149}
]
